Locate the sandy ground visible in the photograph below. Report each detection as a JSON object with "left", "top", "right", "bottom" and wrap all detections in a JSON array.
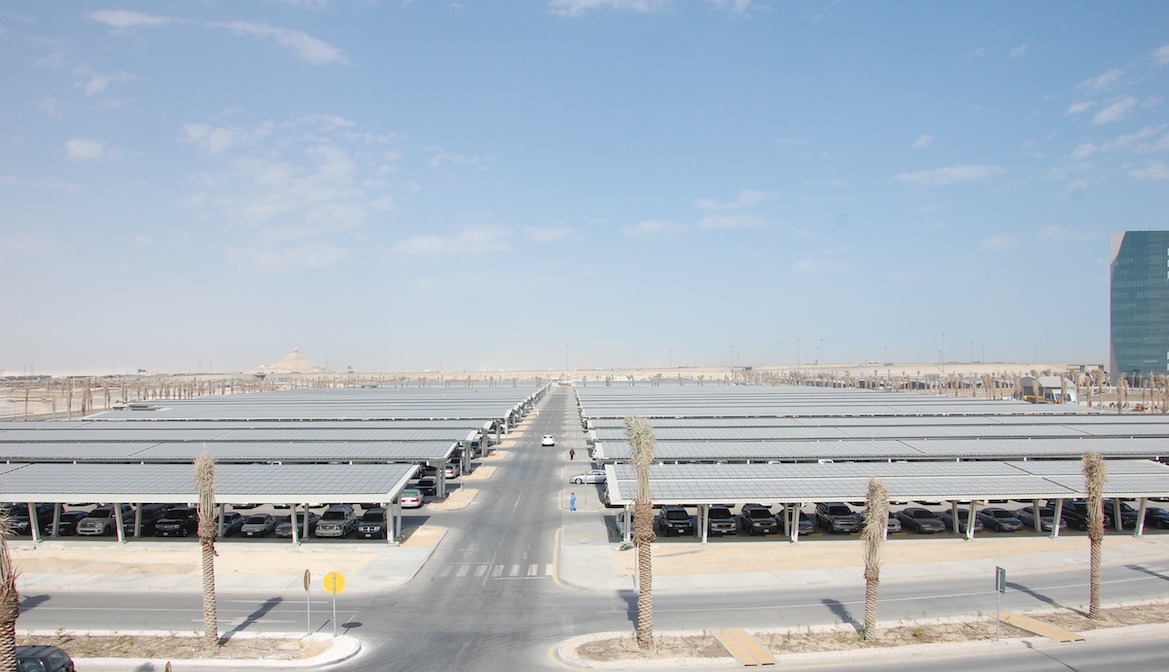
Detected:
[
  {"left": 428, "top": 488, "right": 478, "bottom": 511},
  {"left": 462, "top": 466, "right": 496, "bottom": 481},
  {"left": 610, "top": 535, "right": 1137, "bottom": 577},
  {"left": 12, "top": 543, "right": 384, "bottom": 577},
  {"left": 400, "top": 524, "right": 444, "bottom": 548}
]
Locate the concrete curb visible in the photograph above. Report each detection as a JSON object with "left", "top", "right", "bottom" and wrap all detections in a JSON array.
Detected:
[
  {"left": 553, "top": 619, "right": 1169, "bottom": 669},
  {"left": 60, "top": 632, "right": 360, "bottom": 671}
]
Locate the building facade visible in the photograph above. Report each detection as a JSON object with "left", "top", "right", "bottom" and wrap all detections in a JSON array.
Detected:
[{"left": 1110, "top": 230, "right": 1169, "bottom": 385}]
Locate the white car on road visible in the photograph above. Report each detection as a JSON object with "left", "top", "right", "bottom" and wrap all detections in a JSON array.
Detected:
[
  {"left": 541, "top": 434, "right": 556, "bottom": 446},
  {"left": 569, "top": 469, "right": 606, "bottom": 484}
]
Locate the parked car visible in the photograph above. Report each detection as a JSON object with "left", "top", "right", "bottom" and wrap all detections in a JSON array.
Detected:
[
  {"left": 938, "top": 509, "right": 984, "bottom": 533},
  {"left": 77, "top": 504, "right": 134, "bottom": 536},
  {"left": 1046, "top": 499, "right": 1110, "bottom": 531},
  {"left": 42, "top": 510, "right": 89, "bottom": 537},
  {"left": 154, "top": 506, "right": 199, "bottom": 537},
  {"left": 218, "top": 511, "right": 245, "bottom": 537},
  {"left": 569, "top": 470, "right": 606, "bottom": 485},
  {"left": 860, "top": 510, "right": 902, "bottom": 533},
  {"left": 541, "top": 434, "right": 556, "bottom": 446},
  {"left": 795, "top": 510, "right": 816, "bottom": 536},
  {"left": 399, "top": 488, "right": 423, "bottom": 509},
  {"left": 894, "top": 507, "right": 946, "bottom": 534},
  {"left": 816, "top": 502, "right": 862, "bottom": 533},
  {"left": 656, "top": 506, "right": 695, "bottom": 536},
  {"left": 356, "top": 508, "right": 388, "bottom": 539},
  {"left": 977, "top": 507, "right": 1024, "bottom": 532},
  {"left": 415, "top": 478, "right": 438, "bottom": 497},
  {"left": 1102, "top": 500, "right": 1140, "bottom": 529},
  {"left": 15, "top": 645, "right": 75, "bottom": 672},
  {"left": 240, "top": 513, "right": 278, "bottom": 538},
  {"left": 10, "top": 504, "right": 55, "bottom": 535},
  {"left": 275, "top": 512, "right": 320, "bottom": 538},
  {"left": 707, "top": 505, "right": 738, "bottom": 536},
  {"left": 1015, "top": 506, "right": 1068, "bottom": 531},
  {"left": 443, "top": 463, "right": 459, "bottom": 479},
  {"left": 740, "top": 503, "right": 780, "bottom": 536},
  {"left": 1142, "top": 506, "right": 1169, "bottom": 529},
  {"left": 316, "top": 505, "right": 358, "bottom": 538}
]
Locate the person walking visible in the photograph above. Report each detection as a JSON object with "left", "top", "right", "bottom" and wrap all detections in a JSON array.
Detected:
[
  {"left": 569, "top": 448, "right": 575, "bottom": 460},
  {"left": 569, "top": 492, "right": 577, "bottom": 511}
]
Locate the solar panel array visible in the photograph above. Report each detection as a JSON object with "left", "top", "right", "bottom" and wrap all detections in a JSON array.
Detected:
[{"left": 579, "top": 385, "right": 1169, "bottom": 504}]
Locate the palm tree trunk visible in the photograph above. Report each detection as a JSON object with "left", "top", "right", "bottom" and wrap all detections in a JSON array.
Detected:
[
  {"left": 195, "top": 451, "right": 219, "bottom": 647},
  {"left": 861, "top": 477, "right": 889, "bottom": 639},
  {"left": 0, "top": 512, "right": 19, "bottom": 672},
  {"left": 625, "top": 416, "right": 657, "bottom": 650},
  {"left": 1083, "top": 451, "right": 1107, "bottom": 619}
]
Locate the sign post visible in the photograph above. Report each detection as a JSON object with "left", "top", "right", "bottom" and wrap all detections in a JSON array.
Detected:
[
  {"left": 323, "top": 571, "right": 346, "bottom": 637},
  {"left": 995, "top": 566, "right": 1006, "bottom": 642},
  {"left": 304, "top": 570, "right": 311, "bottom": 636}
]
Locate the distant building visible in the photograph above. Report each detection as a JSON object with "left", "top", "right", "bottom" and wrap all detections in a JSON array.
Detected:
[
  {"left": 1110, "top": 231, "right": 1169, "bottom": 384},
  {"left": 249, "top": 348, "right": 333, "bottom": 375}
]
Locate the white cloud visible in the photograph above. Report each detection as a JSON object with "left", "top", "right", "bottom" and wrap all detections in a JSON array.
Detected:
[
  {"left": 525, "top": 226, "right": 577, "bottom": 243},
  {"left": 36, "top": 97, "right": 64, "bottom": 118},
  {"left": 1010, "top": 44, "right": 1028, "bottom": 58},
  {"left": 791, "top": 259, "right": 855, "bottom": 273},
  {"left": 1130, "top": 160, "right": 1169, "bottom": 181},
  {"left": 76, "top": 69, "right": 139, "bottom": 96},
  {"left": 1093, "top": 95, "right": 1138, "bottom": 124},
  {"left": 698, "top": 213, "right": 766, "bottom": 229},
  {"left": 1062, "top": 179, "right": 1088, "bottom": 198},
  {"left": 1154, "top": 44, "right": 1169, "bottom": 66},
  {"left": 392, "top": 225, "right": 511, "bottom": 255},
  {"left": 548, "top": 0, "right": 669, "bottom": 17},
  {"left": 906, "top": 204, "right": 947, "bottom": 214},
  {"left": 775, "top": 137, "right": 806, "bottom": 149},
  {"left": 912, "top": 134, "right": 934, "bottom": 150},
  {"left": 1079, "top": 68, "right": 1124, "bottom": 92},
  {"left": 209, "top": 21, "right": 346, "bottom": 64},
  {"left": 1066, "top": 101, "right": 1096, "bottom": 116},
  {"left": 979, "top": 233, "right": 1022, "bottom": 250},
  {"left": 428, "top": 151, "right": 486, "bottom": 169},
  {"left": 90, "top": 10, "right": 177, "bottom": 28},
  {"left": 622, "top": 220, "right": 682, "bottom": 237},
  {"left": 893, "top": 164, "right": 1003, "bottom": 186},
  {"left": 65, "top": 138, "right": 118, "bottom": 160},
  {"left": 708, "top": 0, "right": 752, "bottom": 13},
  {"left": 299, "top": 114, "right": 356, "bottom": 130},
  {"left": 0, "top": 176, "right": 82, "bottom": 192},
  {"left": 223, "top": 143, "right": 361, "bottom": 223},
  {"left": 1069, "top": 125, "right": 1165, "bottom": 159},
  {"left": 696, "top": 189, "right": 776, "bottom": 211},
  {"left": 1035, "top": 225, "right": 1094, "bottom": 243},
  {"left": 228, "top": 244, "right": 350, "bottom": 274},
  {"left": 181, "top": 121, "right": 274, "bottom": 156}
]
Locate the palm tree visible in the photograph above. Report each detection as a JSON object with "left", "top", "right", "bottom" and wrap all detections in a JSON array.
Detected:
[
  {"left": 861, "top": 477, "right": 889, "bottom": 639},
  {"left": 195, "top": 451, "right": 220, "bottom": 647},
  {"left": 1082, "top": 451, "right": 1107, "bottom": 619},
  {"left": 0, "top": 510, "right": 20, "bottom": 671},
  {"left": 625, "top": 415, "right": 657, "bottom": 649}
]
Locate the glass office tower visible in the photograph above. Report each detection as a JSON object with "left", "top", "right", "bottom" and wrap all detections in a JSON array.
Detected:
[{"left": 1110, "top": 231, "right": 1169, "bottom": 385}]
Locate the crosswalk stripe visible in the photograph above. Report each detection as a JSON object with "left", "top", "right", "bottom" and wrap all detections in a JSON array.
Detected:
[
  {"left": 527, "top": 564, "right": 538, "bottom": 576},
  {"left": 492, "top": 565, "right": 503, "bottom": 577},
  {"left": 509, "top": 565, "right": 520, "bottom": 577},
  {"left": 474, "top": 565, "right": 487, "bottom": 577},
  {"left": 545, "top": 564, "right": 553, "bottom": 576},
  {"left": 456, "top": 565, "right": 469, "bottom": 577}
]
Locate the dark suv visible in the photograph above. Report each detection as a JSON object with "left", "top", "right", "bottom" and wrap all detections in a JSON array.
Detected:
[
  {"left": 10, "top": 504, "right": 55, "bottom": 535},
  {"left": 1102, "top": 500, "right": 1139, "bottom": 529},
  {"left": 656, "top": 506, "right": 695, "bottom": 536},
  {"left": 155, "top": 506, "right": 199, "bottom": 537},
  {"left": 707, "top": 505, "right": 738, "bottom": 536},
  {"left": 816, "top": 502, "right": 861, "bottom": 533},
  {"left": 1047, "top": 499, "right": 1111, "bottom": 531},
  {"left": 740, "top": 503, "right": 780, "bottom": 536},
  {"left": 356, "top": 508, "right": 388, "bottom": 539},
  {"left": 16, "top": 645, "right": 75, "bottom": 672}
]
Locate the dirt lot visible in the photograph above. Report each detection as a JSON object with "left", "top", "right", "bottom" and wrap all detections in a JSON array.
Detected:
[
  {"left": 610, "top": 535, "right": 1134, "bottom": 576},
  {"left": 570, "top": 601, "right": 1169, "bottom": 664}
]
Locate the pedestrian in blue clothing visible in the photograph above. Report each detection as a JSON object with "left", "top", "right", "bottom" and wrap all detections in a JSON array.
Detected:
[{"left": 569, "top": 492, "right": 577, "bottom": 511}]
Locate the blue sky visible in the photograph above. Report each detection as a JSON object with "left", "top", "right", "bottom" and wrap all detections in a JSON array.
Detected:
[{"left": 2, "top": 1, "right": 1168, "bottom": 375}]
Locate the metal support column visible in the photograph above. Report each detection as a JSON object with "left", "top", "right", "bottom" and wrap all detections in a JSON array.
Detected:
[
  {"left": 1051, "top": 498, "right": 1063, "bottom": 539},
  {"left": 1135, "top": 497, "right": 1148, "bottom": 538}
]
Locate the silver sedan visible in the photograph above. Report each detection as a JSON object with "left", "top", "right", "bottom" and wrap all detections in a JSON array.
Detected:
[{"left": 569, "top": 469, "right": 606, "bottom": 484}]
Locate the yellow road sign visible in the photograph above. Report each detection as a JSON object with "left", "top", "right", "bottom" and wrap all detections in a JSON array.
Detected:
[{"left": 323, "top": 571, "right": 345, "bottom": 594}]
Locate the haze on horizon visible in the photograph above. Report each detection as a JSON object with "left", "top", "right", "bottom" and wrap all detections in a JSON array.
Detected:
[{"left": 2, "top": 2, "right": 1167, "bottom": 377}]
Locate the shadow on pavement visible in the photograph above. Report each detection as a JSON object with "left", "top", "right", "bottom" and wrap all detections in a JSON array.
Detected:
[{"left": 223, "top": 596, "right": 283, "bottom": 640}]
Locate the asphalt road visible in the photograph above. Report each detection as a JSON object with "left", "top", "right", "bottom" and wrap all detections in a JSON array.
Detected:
[{"left": 17, "top": 388, "right": 1169, "bottom": 671}]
